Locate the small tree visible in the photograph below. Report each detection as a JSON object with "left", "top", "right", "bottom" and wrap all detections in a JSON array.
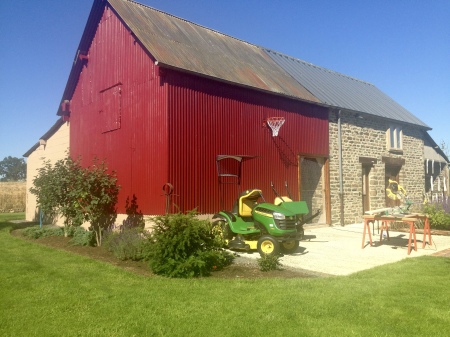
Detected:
[
  {"left": 83, "top": 161, "right": 120, "bottom": 246},
  {"left": 30, "top": 157, "right": 85, "bottom": 230},
  {"left": 30, "top": 156, "right": 120, "bottom": 245}
]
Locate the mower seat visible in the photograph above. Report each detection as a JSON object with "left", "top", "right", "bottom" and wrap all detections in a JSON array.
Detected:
[
  {"left": 274, "top": 196, "right": 293, "bottom": 206},
  {"left": 239, "top": 189, "right": 262, "bottom": 217}
]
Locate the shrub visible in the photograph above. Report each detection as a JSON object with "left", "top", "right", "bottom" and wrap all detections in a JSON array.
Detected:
[
  {"left": 257, "top": 254, "right": 283, "bottom": 272},
  {"left": 103, "top": 227, "right": 151, "bottom": 261},
  {"left": 146, "top": 212, "right": 234, "bottom": 278},
  {"left": 22, "top": 226, "right": 64, "bottom": 239},
  {"left": 69, "top": 227, "right": 96, "bottom": 246},
  {"left": 423, "top": 200, "right": 450, "bottom": 230},
  {"left": 30, "top": 156, "right": 120, "bottom": 246}
]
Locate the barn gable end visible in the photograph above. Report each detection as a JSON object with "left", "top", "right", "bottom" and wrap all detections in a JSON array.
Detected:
[
  {"left": 63, "top": 1, "right": 329, "bottom": 216},
  {"left": 69, "top": 4, "right": 169, "bottom": 214}
]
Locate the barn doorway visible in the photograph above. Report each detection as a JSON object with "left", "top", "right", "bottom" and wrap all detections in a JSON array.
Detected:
[{"left": 298, "top": 156, "right": 330, "bottom": 224}]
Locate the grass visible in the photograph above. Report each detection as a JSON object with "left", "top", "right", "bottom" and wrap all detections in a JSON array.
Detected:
[{"left": 1, "top": 213, "right": 450, "bottom": 336}]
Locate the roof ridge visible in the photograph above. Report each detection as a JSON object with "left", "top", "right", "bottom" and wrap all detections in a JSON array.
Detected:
[
  {"left": 121, "top": 0, "right": 258, "bottom": 49},
  {"left": 264, "top": 48, "right": 375, "bottom": 87}
]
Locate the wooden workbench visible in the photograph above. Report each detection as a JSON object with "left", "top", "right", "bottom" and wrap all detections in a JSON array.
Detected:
[{"left": 362, "top": 213, "right": 432, "bottom": 255}]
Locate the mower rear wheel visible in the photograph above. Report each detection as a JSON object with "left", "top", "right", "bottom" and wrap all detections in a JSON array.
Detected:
[
  {"left": 257, "top": 236, "right": 280, "bottom": 256},
  {"left": 211, "top": 220, "right": 233, "bottom": 243},
  {"left": 281, "top": 240, "right": 299, "bottom": 254}
]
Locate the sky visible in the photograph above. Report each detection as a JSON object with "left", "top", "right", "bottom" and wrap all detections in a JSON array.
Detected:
[{"left": 0, "top": 0, "right": 449, "bottom": 161}]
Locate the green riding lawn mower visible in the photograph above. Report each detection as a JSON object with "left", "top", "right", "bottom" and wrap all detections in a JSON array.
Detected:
[
  {"left": 212, "top": 155, "right": 320, "bottom": 257},
  {"left": 212, "top": 184, "right": 320, "bottom": 257}
]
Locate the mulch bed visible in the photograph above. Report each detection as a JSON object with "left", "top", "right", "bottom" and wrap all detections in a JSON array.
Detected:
[{"left": 10, "top": 228, "right": 315, "bottom": 279}]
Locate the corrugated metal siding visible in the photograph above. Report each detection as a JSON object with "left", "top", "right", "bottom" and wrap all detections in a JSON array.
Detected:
[
  {"left": 264, "top": 49, "right": 430, "bottom": 128},
  {"left": 107, "top": 0, "right": 319, "bottom": 104},
  {"left": 166, "top": 71, "right": 328, "bottom": 213},
  {"left": 69, "top": 3, "right": 328, "bottom": 216},
  {"left": 70, "top": 6, "right": 169, "bottom": 214}
]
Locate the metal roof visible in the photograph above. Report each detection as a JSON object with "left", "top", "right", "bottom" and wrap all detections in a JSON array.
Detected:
[
  {"left": 264, "top": 49, "right": 430, "bottom": 129},
  {"left": 23, "top": 118, "right": 66, "bottom": 157},
  {"left": 107, "top": 0, "right": 319, "bottom": 104},
  {"left": 58, "top": 0, "right": 429, "bottom": 131},
  {"left": 423, "top": 132, "right": 449, "bottom": 163},
  {"left": 424, "top": 145, "right": 447, "bottom": 163}
]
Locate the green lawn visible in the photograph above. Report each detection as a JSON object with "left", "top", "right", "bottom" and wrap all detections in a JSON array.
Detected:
[{"left": 1, "top": 214, "right": 449, "bottom": 336}]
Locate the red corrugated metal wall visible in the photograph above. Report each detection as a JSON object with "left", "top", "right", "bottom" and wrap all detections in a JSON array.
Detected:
[
  {"left": 70, "top": 6, "right": 169, "bottom": 214},
  {"left": 166, "top": 71, "right": 329, "bottom": 213},
  {"left": 69, "top": 6, "right": 328, "bottom": 215}
]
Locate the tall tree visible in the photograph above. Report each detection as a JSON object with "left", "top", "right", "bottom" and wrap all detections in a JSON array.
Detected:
[{"left": 0, "top": 156, "right": 26, "bottom": 181}]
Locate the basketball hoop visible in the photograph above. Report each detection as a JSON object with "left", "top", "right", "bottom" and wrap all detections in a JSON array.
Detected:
[{"left": 265, "top": 117, "right": 285, "bottom": 137}]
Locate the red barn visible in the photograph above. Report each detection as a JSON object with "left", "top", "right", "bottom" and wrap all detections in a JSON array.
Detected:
[{"left": 57, "top": 0, "right": 330, "bottom": 222}]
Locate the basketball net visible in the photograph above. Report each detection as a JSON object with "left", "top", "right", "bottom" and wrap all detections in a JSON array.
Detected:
[{"left": 266, "top": 117, "right": 285, "bottom": 137}]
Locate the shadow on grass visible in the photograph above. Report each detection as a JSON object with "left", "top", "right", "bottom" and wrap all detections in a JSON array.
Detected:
[{"left": 0, "top": 221, "right": 39, "bottom": 232}]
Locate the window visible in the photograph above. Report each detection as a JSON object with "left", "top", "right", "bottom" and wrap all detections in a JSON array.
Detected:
[
  {"left": 99, "top": 84, "right": 122, "bottom": 133},
  {"left": 387, "top": 125, "right": 402, "bottom": 150}
]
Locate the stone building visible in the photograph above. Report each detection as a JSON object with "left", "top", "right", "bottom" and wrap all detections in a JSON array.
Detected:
[
  {"left": 266, "top": 50, "right": 441, "bottom": 225},
  {"left": 423, "top": 133, "right": 449, "bottom": 203}
]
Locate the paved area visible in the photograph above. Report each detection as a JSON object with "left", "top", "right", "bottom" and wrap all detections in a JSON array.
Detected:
[{"left": 237, "top": 223, "right": 450, "bottom": 276}]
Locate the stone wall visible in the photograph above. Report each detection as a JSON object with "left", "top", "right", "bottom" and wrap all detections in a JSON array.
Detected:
[
  {"left": 329, "top": 110, "right": 425, "bottom": 225},
  {"left": 0, "top": 182, "right": 26, "bottom": 212}
]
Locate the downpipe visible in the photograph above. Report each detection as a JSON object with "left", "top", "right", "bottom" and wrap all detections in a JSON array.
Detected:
[{"left": 338, "top": 110, "right": 344, "bottom": 226}]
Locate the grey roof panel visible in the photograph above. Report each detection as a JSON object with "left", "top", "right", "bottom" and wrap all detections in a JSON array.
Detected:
[
  {"left": 424, "top": 145, "right": 447, "bottom": 163},
  {"left": 423, "top": 131, "right": 449, "bottom": 163},
  {"left": 23, "top": 118, "right": 66, "bottom": 157},
  {"left": 107, "top": 0, "right": 319, "bottom": 104},
  {"left": 264, "top": 49, "right": 429, "bottom": 128}
]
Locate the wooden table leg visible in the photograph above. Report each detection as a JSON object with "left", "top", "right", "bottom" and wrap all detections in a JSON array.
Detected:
[
  {"left": 407, "top": 221, "right": 417, "bottom": 255},
  {"left": 379, "top": 221, "right": 390, "bottom": 243},
  {"left": 362, "top": 219, "right": 373, "bottom": 248},
  {"left": 422, "top": 217, "right": 432, "bottom": 248}
]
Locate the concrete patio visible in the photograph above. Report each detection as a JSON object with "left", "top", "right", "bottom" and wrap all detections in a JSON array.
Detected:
[{"left": 237, "top": 223, "right": 450, "bottom": 276}]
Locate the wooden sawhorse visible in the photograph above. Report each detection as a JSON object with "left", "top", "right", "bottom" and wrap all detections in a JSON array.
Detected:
[{"left": 362, "top": 214, "right": 431, "bottom": 255}]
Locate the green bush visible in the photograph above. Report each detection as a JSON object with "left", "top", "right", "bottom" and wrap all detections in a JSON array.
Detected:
[
  {"left": 103, "top": 227, "right": 151, "bottom": 261},
  {"left": 423, "top": 202, "right": 450, "bottom": 230},
  {"left": 30, "top": 156, "right": 120, "bottom": 246},
  {"left": 22, "top": 226, "right": 64, "bottom": 239},
  {"left": 147, "top": 212, "right": 234, "bottom": 278},
  {"left": 69, "top": 227, "right": 96, "bottom": 246},
  {"left": 257, "top": 253, "right": 283, "bottom": 272}
]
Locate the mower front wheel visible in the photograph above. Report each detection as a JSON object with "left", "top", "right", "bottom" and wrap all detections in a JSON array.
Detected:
[
  {"left": 281, "top": 240, "right": 299, "bottom": 254},
  {"left": 257, "top": 236, "right": 280, "bottom": 257}
]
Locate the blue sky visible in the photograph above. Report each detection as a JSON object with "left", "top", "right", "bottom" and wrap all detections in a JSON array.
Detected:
[{"left": 0, "top": 0, "right": 449, "bottom": 161}]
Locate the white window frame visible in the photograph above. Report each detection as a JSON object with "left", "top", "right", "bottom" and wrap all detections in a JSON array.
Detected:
[{"left": 387, "top": 125, "right": 402, "bottom": 150}]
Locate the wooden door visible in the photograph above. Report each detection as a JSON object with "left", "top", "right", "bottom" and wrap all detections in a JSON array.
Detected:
[
  {"left": 298, "top": 156, "right": 330, "bottom": 224},
  {"left": 362, "top": 164, "right": 371, "bottom": 213},
  {"left": 385, "top": 165, "right": 401, "bottom": 207}
]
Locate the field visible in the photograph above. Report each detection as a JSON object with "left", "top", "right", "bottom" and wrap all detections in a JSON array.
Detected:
[
  {"left": 1, "top": 213, "right": 450, "bottom": 336},
  {"left": 0, "top": 181, "right": 26, "bottom": 212}
]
